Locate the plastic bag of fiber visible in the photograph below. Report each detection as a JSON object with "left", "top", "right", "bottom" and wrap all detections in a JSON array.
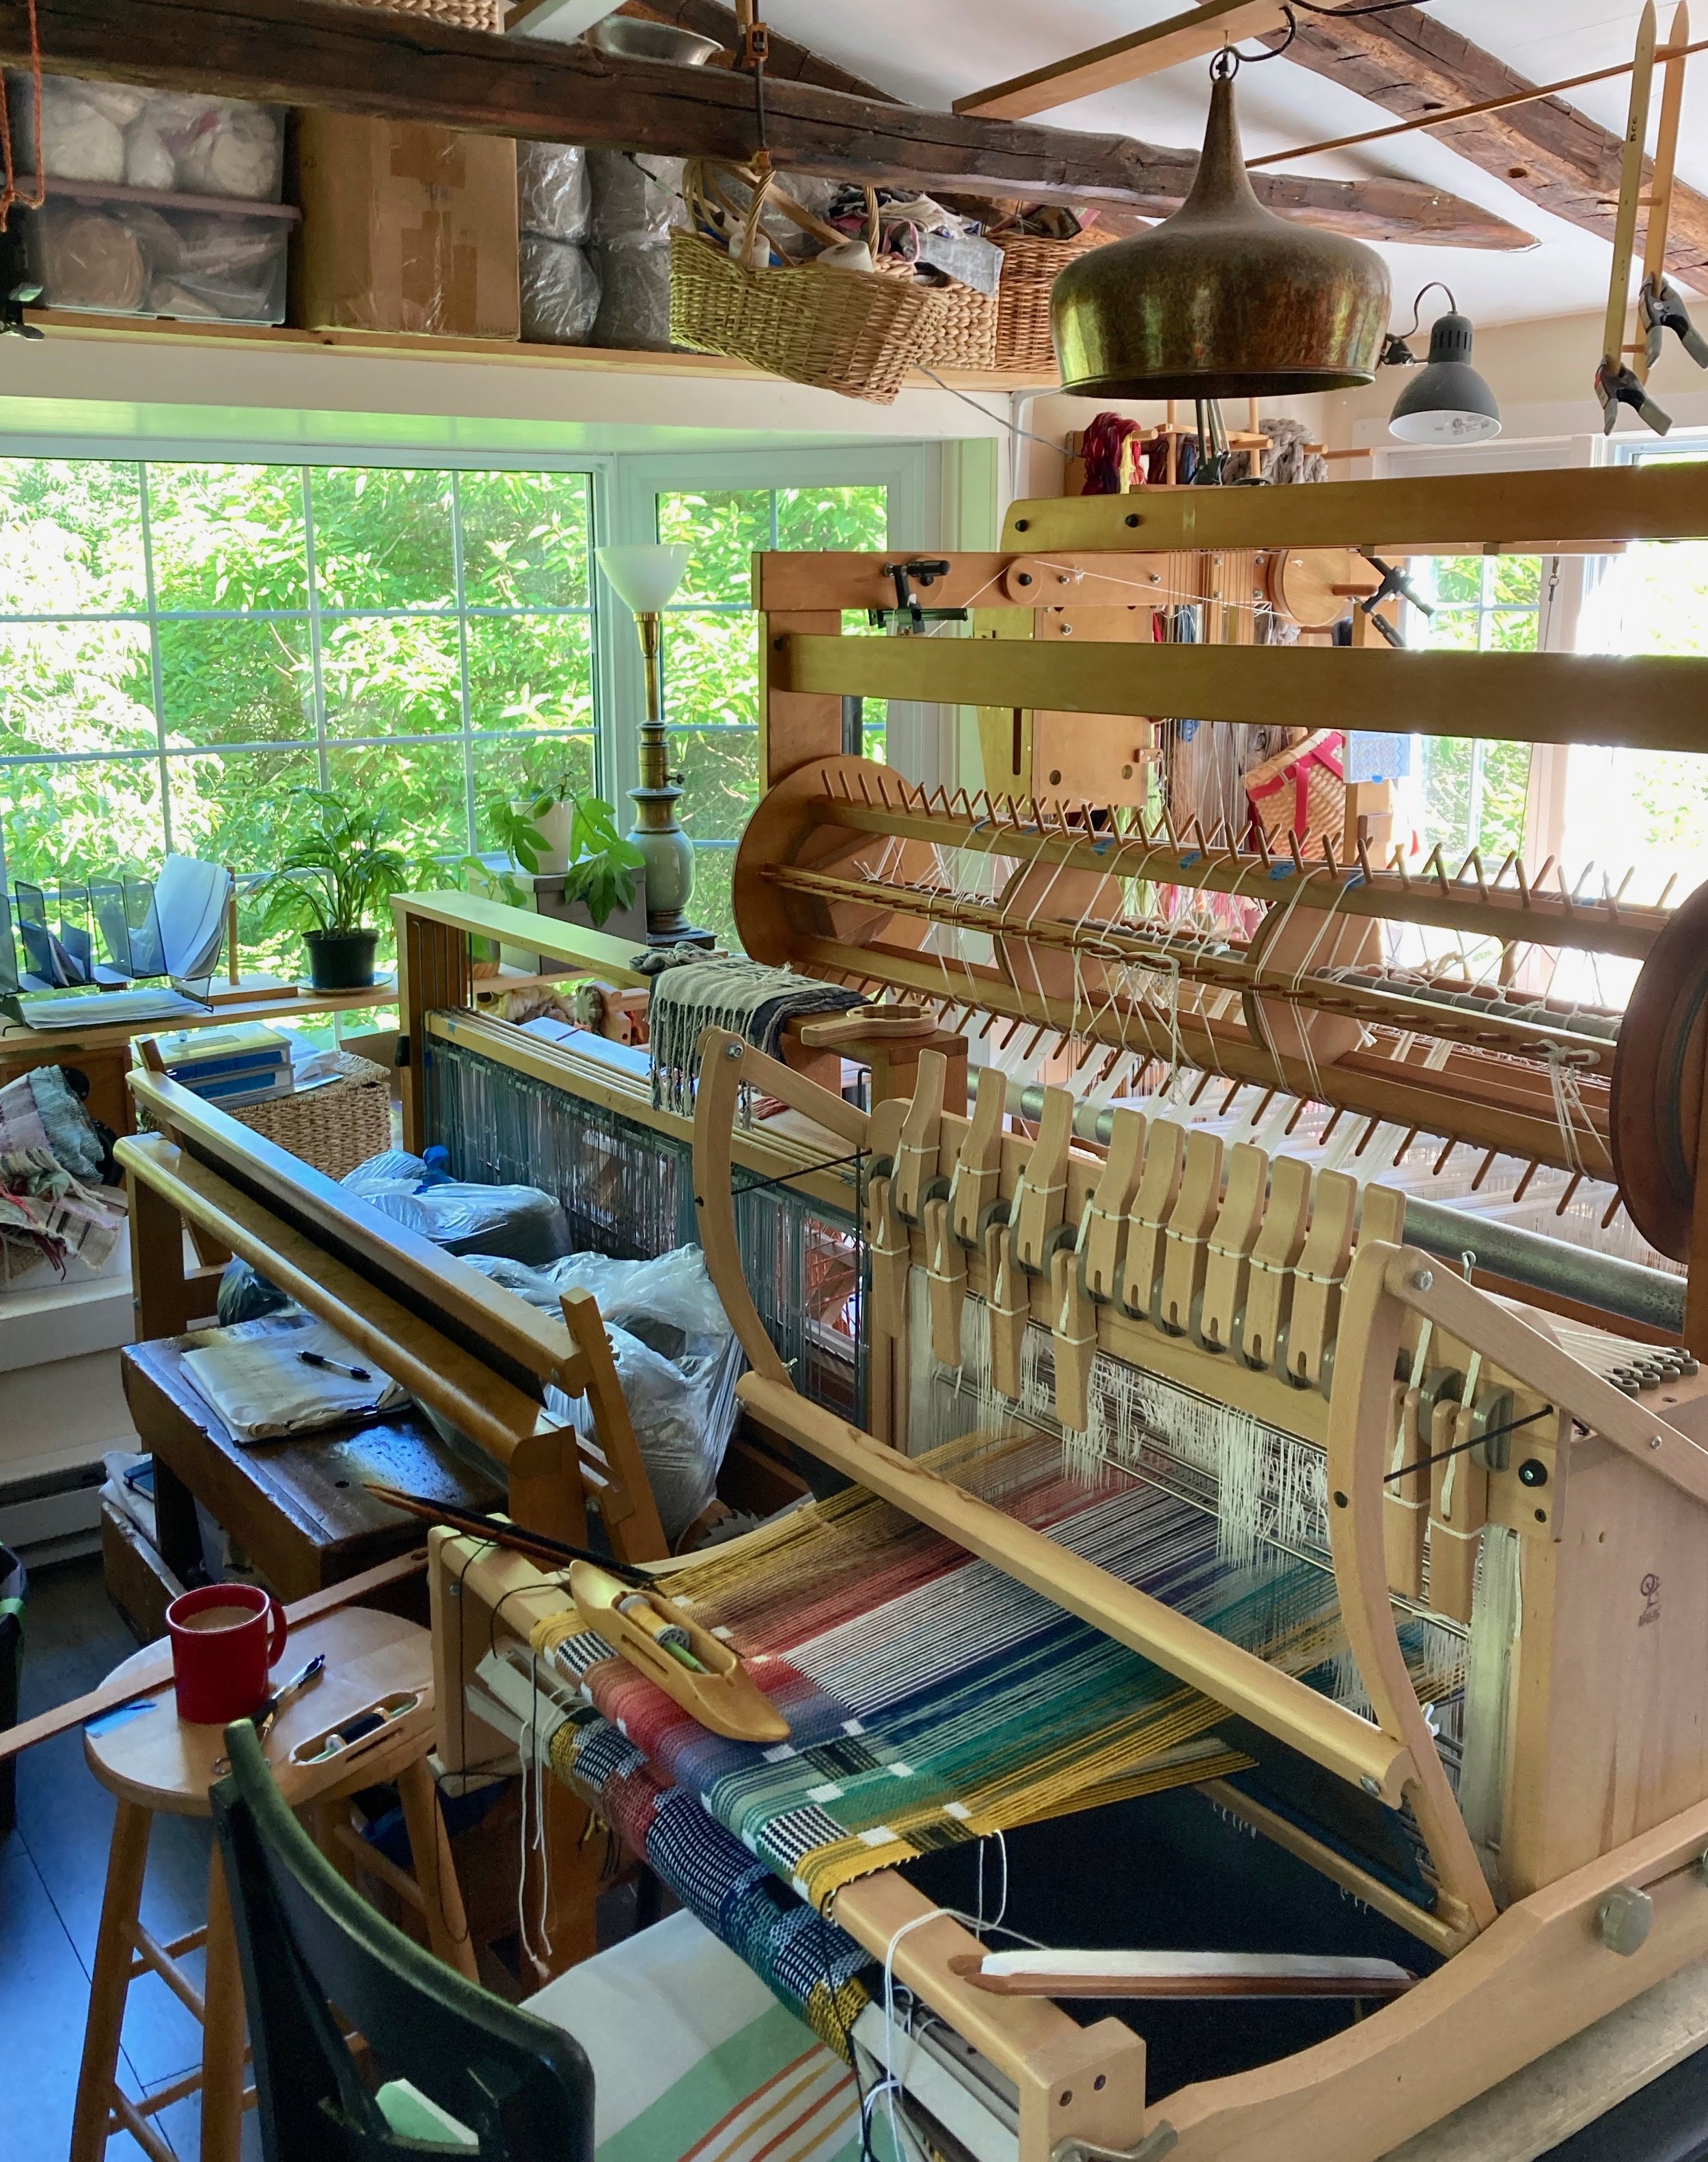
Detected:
[
  {"left": 469, "top": 1246, "right": 742, "bottom": 1544},
  {"left": 340, "top": 1151, "right": 570, "bottom": 1268}
]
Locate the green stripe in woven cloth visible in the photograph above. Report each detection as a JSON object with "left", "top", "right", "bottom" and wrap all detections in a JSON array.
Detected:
[
  {"left": 597, "top": 2000, "right": 862, "bottom": 2162},
  {"left": 565, "top": 1428, "right": 1467, "bottom": 1915}
]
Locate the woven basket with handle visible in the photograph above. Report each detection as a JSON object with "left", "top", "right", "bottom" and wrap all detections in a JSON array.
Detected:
[
  {"left": 992, "top": 225, "right": 1116, "bottom": 374},
  {"left": 877, "top": 258, "right": 997, "bottom": 371},
  {"left": 1243, "top": 730, "right": 1347, "bottom": 858},
  {"left": 671, "top": 164, "right": 946, "bottom": 404}
]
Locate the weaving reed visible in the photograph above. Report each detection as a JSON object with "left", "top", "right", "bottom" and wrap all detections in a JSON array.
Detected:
[{"left": 546, "top": 1429, "right": 1466, "bottom": 1916}]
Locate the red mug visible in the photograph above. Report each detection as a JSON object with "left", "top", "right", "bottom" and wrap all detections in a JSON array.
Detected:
[{"left": 167, "top": 1583, "right": 288, "bottom": 1725}]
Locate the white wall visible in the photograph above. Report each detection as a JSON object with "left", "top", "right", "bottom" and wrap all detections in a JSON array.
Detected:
[
  {"left": 1320, "top": 308, "right": 1708, "bottom": 458},
  {"left": 0, "top": 328, "right": 1016, "bottom": 458}
]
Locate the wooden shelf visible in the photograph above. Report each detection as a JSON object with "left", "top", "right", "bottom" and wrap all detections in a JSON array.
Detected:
[{"left": 19, "top": 307, "right": 1062, "bottom": 393}]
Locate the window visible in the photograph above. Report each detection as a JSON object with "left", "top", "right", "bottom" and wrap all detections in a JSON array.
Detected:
[
  {"left": 1, "top": 441, "right": 946, "bottom": 972},
  {"left": 1408, "top": 553, "right": 1544, "bottom": 864},
  {"left": 0, "top": 457, "right": 596, "bottom": 970},
  {"left": 1569, "top": 445, "right": 1708, "bottom": 904},
  {"left": 654, "top": 482, "right": 889, "bottom": 950}
]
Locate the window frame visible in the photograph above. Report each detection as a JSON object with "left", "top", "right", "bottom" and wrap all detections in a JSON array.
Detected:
[{"left": 0, "top": 435, "right": 948, "bottom": 923}]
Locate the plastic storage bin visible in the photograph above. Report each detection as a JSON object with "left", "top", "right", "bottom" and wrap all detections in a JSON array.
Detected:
[
  {"left": 8, "top": 73, "right": 285, "bottom": 200},
  {"left": 20, "top": 190, "right": 294, "bottom": 323}
]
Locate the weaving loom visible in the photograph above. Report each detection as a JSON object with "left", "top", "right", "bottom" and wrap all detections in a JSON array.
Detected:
[
  {"left": 394, "top": 894, "right": 870, "bottom": 1425},
  {"left": 416, "top": 464, "right": 1708, "bottom": 2159}
]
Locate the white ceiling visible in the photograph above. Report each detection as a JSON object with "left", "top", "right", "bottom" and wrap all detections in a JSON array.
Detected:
[{"left": 758, "top": 0, "right": 1696, "bottom": 328}]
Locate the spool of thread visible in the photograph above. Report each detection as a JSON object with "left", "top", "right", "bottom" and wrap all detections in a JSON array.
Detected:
[{"left": 618, "top": 1593, "right": 706, "bottom": 1672}]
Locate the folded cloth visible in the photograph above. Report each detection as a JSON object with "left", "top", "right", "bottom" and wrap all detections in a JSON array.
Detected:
[
  {"left": 523, "top": 1909, "right": 864, "bottom": 2162},
  {"left": 179, "top": 1311, "right": 406, "bottom": 1442},
  {"left": 0, "top": 1145, "right": 124, "bottom": 1277},
  {"left": 647, "top": 959, "right": 859, "bottom": 1116}
]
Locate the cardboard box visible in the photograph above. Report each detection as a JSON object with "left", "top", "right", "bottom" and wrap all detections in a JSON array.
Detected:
[{"left": 293, "top": 111, "right": 519, "bottom": 338}]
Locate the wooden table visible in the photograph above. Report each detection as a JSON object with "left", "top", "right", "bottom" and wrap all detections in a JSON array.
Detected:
[
  {"left": 1, "top": 963, "right": 577, "bottom": 1137},
  {"left": 121, "top": 1329, "right": 505, "bottom": 1604}
]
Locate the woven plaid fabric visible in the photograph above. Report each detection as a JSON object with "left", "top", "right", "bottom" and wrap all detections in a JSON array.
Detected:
[
  {"left": 550, "top": 1714, "right": 875, "bottom": 2060},
  {"left": 547, "top": 1432, "right": 1463, "bottom": 1915}
]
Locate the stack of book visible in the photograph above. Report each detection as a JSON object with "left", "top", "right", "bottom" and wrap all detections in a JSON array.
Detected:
[{"left": 154, "top": 1023, "right": 294, "bottom": 1108}]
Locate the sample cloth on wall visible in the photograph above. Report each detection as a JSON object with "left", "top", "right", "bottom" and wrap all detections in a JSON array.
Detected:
[{"left": 542, "top": 1431, "right": 1465, "bottom": 2047}]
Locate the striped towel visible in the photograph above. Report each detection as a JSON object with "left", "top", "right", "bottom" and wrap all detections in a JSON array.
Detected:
[{"left": 523, "top": 1909, "right": 872, "bottom": 2162}]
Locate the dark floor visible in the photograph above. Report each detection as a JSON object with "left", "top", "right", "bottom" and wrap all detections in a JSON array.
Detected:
[{"left": 1, "top": 1554, "right": 262, "bottom": 2162}]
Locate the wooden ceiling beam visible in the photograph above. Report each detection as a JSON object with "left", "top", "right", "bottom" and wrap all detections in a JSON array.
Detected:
[
  {"left": 955, "top": 0, "right": 1292, "bottom": 121},
  {"left": 1265, "top": 5, "right": 1708, "bottom": 283},
  {"left": 0, "top": 0, "right": 1531, "bottom": 243},
  {"left": 610, "top": 0, "right": 898, "bottom": 101}
]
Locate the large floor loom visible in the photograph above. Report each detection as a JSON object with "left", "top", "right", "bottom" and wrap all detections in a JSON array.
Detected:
[{"left": 416, "top": 462, "right": 1708, "bottom": 2160}]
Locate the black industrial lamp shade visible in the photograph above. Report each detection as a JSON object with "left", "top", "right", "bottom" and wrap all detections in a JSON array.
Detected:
[
  {"left": 1051, "top": 64, "right": 1391, "bottom": 399},
  {"left": 1388, "top": 312, "right": 1502, "bottom": 442}
]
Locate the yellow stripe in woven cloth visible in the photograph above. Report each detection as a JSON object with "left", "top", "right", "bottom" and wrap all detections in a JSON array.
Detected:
[
  {"left": 784, "top": 1740, "right": 1256, "bottom": 1912},
  {"left": 803, "top": 1975, "right": 873, "bottom": 2060},
  {"left": 532, "top": 1610, "right": 592, "bottom": 1662}
]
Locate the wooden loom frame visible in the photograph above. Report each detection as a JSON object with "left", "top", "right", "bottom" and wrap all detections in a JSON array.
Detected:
[
  {"left": 118, "top": 1065, "right": 668, "bottom": 1561},
  {"left": 747, "top": 460, "right": 1708, "bottom": 1347},
  {"left": 681, "top": 1024, "right": 1708, "bottom": 2161}
]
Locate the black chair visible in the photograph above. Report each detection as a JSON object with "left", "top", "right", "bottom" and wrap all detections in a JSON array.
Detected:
[{"left": 210, "top": 1720, "right": 595, "bottom": 2161}]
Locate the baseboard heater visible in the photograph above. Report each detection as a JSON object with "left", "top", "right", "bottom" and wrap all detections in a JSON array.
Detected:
[{"left": 0, "top": 1460, "right": 106, "bottom": 1560}]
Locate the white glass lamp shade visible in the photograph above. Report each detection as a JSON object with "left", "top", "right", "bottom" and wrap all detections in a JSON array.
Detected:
[{"left": 597, "top": 543, "right": 690, "bottom": 614}]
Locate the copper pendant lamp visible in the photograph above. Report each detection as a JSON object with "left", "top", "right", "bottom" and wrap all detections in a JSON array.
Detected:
[{"left": 1052, "top": 51, "right": 1391, "bottom": 399}]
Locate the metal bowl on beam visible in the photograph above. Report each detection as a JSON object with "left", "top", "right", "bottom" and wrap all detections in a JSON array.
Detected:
[{"left": 1051, "top": 61, "right": 1390, "bottom": 400}]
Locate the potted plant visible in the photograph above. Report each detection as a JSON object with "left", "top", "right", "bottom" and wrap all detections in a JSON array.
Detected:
[
  {"left": 483, "top": 784, "right": 644, "bottom": 931},
  {"left": 256, "top": 789, "right": 417, "bottom": 991}
]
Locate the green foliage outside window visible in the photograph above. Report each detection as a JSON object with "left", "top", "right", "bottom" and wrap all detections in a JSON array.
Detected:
[
  {"left": 655, "top": 483, "right": 888, "bottom": 950},
  {"left": 1412, "top": 554, "right": 1542, "bottom": 864},
  {"left": 0, "top": 458, "right": 596, "bottom": 974},
  {"left": 0, "top": 459, "right": 891, "bottom": 972}
]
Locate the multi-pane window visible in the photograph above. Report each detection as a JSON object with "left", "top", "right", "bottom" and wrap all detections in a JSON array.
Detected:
[
  {"left": 1409, "top": 554, "right": 1543, "bottom": 864},
  {"left": 655, "top": 484, "right": 888, "bottom": 950},
  {"left": 0, "top": 459, "right": 596, "bottom": 968},
  {"left": 1571, "top": 447, "right": 1708, "bottom": 904}
]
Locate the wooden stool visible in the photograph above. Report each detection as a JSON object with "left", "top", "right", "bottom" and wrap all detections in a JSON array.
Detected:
[{"left": 70, "top": 1604, "right": 475, "bottom": 2162}]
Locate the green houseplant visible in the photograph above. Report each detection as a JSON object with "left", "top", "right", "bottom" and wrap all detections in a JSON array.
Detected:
[
  {"left": 484, "top": 782, "right": 644, "bottom": 931},
  {"left": 255, "top": 789, "right": 417, "bottom": 991}
]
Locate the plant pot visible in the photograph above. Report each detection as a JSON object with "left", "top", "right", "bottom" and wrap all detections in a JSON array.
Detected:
[
  {"left": 304, "top": 927, "right": 378, "bottom": 991},
  {"left": 531, "top": 797, "right": 575, "bottom": 875}
]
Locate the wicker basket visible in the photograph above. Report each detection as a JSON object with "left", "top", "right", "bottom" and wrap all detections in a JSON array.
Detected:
[
  {"left": 671, "top": 167, "right": 946, "bottom": 405},
  {"left": 992, "top": 226, "right": 1116, "bottom": 374},
  {"left": 877, "top": 258, "right": 997, "bottom": 371},
  {"left": 329, "top": 0, "right": 501, "bottom": 29},
  {"left": 1243, "top": 730, "right": 1347, "bottom": 857},
  {"left": 229, "top": 1052, "right": 393, "bottom": 1181}
]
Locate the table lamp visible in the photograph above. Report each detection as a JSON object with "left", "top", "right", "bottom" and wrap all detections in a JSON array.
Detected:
[{"left": 596, "top": 543, "right": 712, "bottom": 948}]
